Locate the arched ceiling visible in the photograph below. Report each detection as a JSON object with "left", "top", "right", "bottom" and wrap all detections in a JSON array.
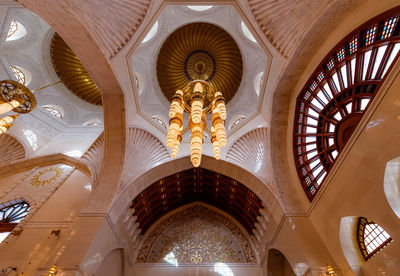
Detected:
[
  {"left": 130, "top": 168, "right": 263, "bottom": 234},
  {"left": 16, "top": 0, "right": 127, "bottom": 213},
  {"left": 50, "top": 33, "right": 102, "bottom": 106}
]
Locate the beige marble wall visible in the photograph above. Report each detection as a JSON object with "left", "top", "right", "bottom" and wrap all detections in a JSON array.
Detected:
[
  {"left": 127, "top": 264, "right": 263, "bottom": 276},
  {"left": 0, "top": 169, "right": 93, "bottom": 274}
]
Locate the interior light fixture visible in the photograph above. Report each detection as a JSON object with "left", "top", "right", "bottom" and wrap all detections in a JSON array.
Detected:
[
  {"left": 0, "top": 78, "right": 65, "bottom": 135},
  {"left": 166, "top": 80, "right": 226, "bottom": 167},
  {"left": 326, "top": 265, "right": 336, "bottom": 276}
]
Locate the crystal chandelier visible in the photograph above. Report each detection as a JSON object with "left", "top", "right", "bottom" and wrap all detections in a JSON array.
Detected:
[
  {"left": 0, "top": 80, "right": 36, "bottom": 134},
  {"left": 0, "top": 79, "right": 64, "bottom": 135},
  {"left": 166, "top": 80, "right": 226, "bottom": 167}
]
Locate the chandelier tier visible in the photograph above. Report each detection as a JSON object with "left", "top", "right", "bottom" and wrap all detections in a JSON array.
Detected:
[
  {"left": 158, "top": 22, "right": 243, "bottom": 167},
  {"left": 166, "top": 80, "right": 226, "bottom": 167},
  {"left": 0, "top": 80, "right": 36, "bottom": 134}
]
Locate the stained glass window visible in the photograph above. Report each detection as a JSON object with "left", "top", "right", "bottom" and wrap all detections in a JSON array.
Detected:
[
  {"left": 327, "top": 58, "right": 335, "bottom": 70},
  {"left": 293, "top": 9, "right": 400, "bottom": 201},
  {"left": 349, "top": 36, "right": 358, "bottom": 55},
  {"left": 365, "top": 25, "right": 377, "bottom": 45},
  {"left": 357, "top": 217, "right": 392, "bottom": 260},
  {"left": 6, "top": 20, "right": 27, "bottom": 41},
  {"left": 0, "top": 199, "right": 29, "bottom": 243},
  {"left": 7, "top": 20, "right": 18, "bottom": 38},
  {"left": 310, "top": 81, "right": 317, "bottom": 91},
  {"left": 84, "top": 120, "right": 101, "bottom": 126},
  {"left": 317, "top": 72, "right": 324, "bottom": 82},
  {"left": 337, "top": 47, "right": 346, "bottom": 62},
  {"left": 381, "top": 16, "right": 399, "bottom": 40},
  {"left": 231, "top": 117, "right": 246, "bottom": 129},
  {"left": 42, "top": 105, "right": 63, "bottom": 119},
  {"left": 152, "top": 116, "right": 167, "bottom": 129},
  {"left": 10, "top": 65, "right": 25, "bottom": 85}
]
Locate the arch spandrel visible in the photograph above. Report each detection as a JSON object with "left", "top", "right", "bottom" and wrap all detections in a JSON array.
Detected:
[{"left": 16, "top": 0, "right": 126, "bottom": 213}]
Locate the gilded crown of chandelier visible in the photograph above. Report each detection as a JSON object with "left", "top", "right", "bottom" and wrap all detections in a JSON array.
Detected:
[
  {"left": 0, "top": 78, "right": 66, "bottom": 135},
  {"left": 166, "top": 80, "right": 227, "bottom": 167},
  {"left": 0, "top": 80, "right": 37, "bottom": 135}
]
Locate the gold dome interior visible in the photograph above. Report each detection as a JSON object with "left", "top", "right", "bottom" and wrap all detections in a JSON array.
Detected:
[
  {"left": 157, "top": 23, "right": 243, "bottom": 104},
  {"left": 50, "top": 33, "right": 102, "bottom": 106}
]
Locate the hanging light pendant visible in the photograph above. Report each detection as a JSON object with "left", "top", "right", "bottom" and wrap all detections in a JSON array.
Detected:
[
  {"left": 166, "top": 80, "right": 226, "bottom": 167},
  {"left": 0, "top": 80, "right": 36, "bottom": 135}
]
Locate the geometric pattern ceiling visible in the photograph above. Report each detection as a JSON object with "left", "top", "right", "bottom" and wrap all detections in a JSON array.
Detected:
[
  {"left": 157, "top": 22, "right": 243, "bottom": 104},
  {"left": 130, "top": 168, "right": 263, "bottom": 234},
  {"left": 293, "top": 8, "right": 400, "bottom": 201}
]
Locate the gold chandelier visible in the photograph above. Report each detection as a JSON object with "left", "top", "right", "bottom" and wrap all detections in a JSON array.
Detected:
[
  {"left": 0, "top": 80, "right": 36, "bottom": 134},
  {"left": 166, "top": 80, "right": 226, "bottom": 167}
]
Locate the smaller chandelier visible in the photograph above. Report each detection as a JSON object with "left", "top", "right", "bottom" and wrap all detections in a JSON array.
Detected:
[
  {"left": 166, "top": 80, "right": 227, "bottom": 167},
  {"left": 0, "top": 80, "right": 36, "bottom": 134}
]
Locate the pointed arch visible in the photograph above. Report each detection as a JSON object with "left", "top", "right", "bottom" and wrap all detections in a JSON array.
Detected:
[{"left": 266, "top": 249, "right": 296, "bottom": 276}]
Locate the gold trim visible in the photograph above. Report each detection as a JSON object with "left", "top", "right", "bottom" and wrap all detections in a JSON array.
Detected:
[
  {"left": 157, "top": 22, "right": 243, "bottom": 104},
  {"left": 50, "top": 33, "right": 102, "bottom": 106}
]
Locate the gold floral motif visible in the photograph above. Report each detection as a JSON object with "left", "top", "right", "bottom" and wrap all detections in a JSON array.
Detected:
[
  {"left": 137, "top": 204, "right": 257, "bottom": 263},
  {"left": 30, "top": 167, "right": 63, "bottom": 187}
]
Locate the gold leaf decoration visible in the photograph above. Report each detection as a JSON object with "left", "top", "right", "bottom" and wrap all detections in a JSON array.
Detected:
[{"left": 157, "top": 23, "right": 243, "bottom": 104}]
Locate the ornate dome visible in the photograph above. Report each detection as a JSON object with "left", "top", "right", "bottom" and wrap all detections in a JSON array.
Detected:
[
  {"left": 50, "top": 33, "right": 102, "bottom": 106},
  {"left": 157, "top": 22, "right": 243, "bottom": 103}
]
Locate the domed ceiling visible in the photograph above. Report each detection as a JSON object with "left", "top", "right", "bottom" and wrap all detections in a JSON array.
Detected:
[
  {"left": 157, "top": 22, "right": 243, "bottom": 103},
  {"left": 50, "top": 33, "right": 102, "bottom": 106}
]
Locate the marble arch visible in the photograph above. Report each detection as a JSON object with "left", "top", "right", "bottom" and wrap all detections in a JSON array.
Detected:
[{"left": 16, "top": 0, "right": 127, "bottom": 212}]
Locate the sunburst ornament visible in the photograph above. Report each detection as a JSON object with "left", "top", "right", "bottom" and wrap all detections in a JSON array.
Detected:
[{"left": 30, "top": 167, "right": 63, "bottom": 187}]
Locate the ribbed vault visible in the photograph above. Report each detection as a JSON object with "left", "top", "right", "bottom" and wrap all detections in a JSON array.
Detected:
[
  {"left": 81, "top": 133, "right": 104, "bottom": 181},
  {"left": 130, "top": 168, "right": 263, "bottom": 234},
  {"left": 51, "top": 33, "right": 102, "bottom": 106},
  {"left": 0, "top": 134, "right": 26, "bottom": 165},
  {"left": 66, "top": 0, "right": 151, "bottom": 58},
  {"left": 121, "top": 128, "right": 170, "bottom": 187},
  {"left": 157, "top": 22, "right": 243, "bottom": 103}
]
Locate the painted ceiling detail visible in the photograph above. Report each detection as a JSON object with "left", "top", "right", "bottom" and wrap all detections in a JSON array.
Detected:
[
  {"left": 81, "top": 133, "right": 104, "bottom": 181},
  {"left": 120, "top": 127, "right": 170, "bottom": 187},
  {"left": 0, "top": 164, "right": 74, "bottom": 209},
  {"left": 50, "top": 33, "right": 102, "bottom": 106},
  {"left": 73, "top": 0, "right": 151, "bottom": 58},
  {"left": 130, "top": 168, "right": 263, "bottom": 234},
  {"left": 136, "top": 204, "right": 257, "bottom": 263},
  {"left": 157, "top": 22, "right": 243, "bottom": 103},
  {"left": 0, "top": 134, "right": 26, "bottom": 165},
  {"left": 226, "top": 128, "right": 268, "bottom": 182},
  {"left": 29, "top": 166, "right": 63, "bottom": 187}
]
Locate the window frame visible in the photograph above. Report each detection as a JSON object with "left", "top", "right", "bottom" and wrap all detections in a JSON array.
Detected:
[
  {"left": 0, "top": 199, "right": 29, "bottom": 234},
  {"left": 293, "top": 8, "right": 400, "bottom": 201},
  {"left": 357, "top": 217, "right": 392, "bottom": 260}
]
